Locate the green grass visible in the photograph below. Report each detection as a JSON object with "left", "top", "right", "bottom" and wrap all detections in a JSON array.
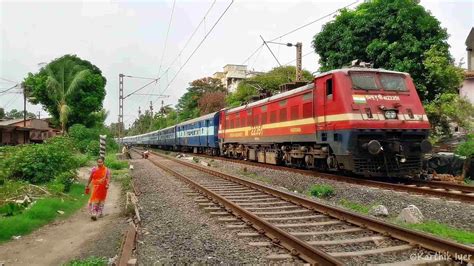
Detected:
[
  {"left": 65, "top": 256, "right": 107, "bottom": 266},
  {"left": 105, "top": 154, "right": 128, "bottom": 170},
  {"left": 113, "top": 169, "right": 131, "bottom": 193},
  {"left": 401, "top": 221, "right": 474, "bottom": 244},
  {"left": 308, "top": 184, "right": 335, "bottom": 198},
  {"left": 338, "top": 199, "right": 370, "bottom": 214},
  {"left": 0, "top": 183, "right": 88, "bottom": 242}
]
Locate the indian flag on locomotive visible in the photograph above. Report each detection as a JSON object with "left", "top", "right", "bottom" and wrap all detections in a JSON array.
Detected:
[{"left": 352, "top": 95, "right": 366, "bottom": 104}]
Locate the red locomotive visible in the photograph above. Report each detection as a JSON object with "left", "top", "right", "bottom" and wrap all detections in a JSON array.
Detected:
[{"left": 218, "top": 66, "right": 432, "bottom": 177}]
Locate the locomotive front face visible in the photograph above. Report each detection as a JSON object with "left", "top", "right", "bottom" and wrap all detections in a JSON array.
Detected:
[{"left": 328, "top": 70, "right": 432, "bottom": 177}]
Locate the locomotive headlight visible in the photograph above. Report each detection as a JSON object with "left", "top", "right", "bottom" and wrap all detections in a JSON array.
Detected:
[{"left": 384, "top": 110, "right": 397, "bottom": 119}]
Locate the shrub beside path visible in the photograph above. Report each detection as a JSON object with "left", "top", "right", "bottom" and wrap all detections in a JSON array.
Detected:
[{"left": 0, "top": 167, "right": 121, "bottom": 266}]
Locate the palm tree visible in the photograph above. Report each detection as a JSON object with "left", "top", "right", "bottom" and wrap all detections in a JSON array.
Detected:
[{"left": 45, "top": 59, "right": 90, "bottom": 132}]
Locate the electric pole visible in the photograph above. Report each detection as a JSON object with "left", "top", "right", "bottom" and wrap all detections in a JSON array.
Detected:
[
  {"left": 295, "top": 42, "right": 302, "bottom": 82},
  {"left": 118, "top": 74, "right": 124, "bottom": 146}
]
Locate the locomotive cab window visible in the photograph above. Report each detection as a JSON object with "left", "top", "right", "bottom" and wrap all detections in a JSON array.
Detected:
[
  {"left": 326, "top": 78, "right": 333, "bottom": 99},
  {"left": 380, "top": 74, "right": 407, "bottom": 91},
  {"left": 350, "top": 73, "right": 378, "bottom": 90}
]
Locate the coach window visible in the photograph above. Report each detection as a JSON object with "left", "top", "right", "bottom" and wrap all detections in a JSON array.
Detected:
[
  {"left": 326, "top": 78, "right": 333, "bottom": 100},
  {"left": 236, "top": 117, "right": 240, "bottom": 128}
]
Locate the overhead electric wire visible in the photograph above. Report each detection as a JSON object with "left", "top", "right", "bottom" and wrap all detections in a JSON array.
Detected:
[
  {"left": 0, "top": 77, "right": 18, "bottom": 84},
  {"left": 268, "top": 0, "right": 359, "bottom": 42},
  {"left": 150, "top": 0, "right": 217, "bottom": 104},
  {"left": 0, "top": 83, "right": 20, "bottom": 94},
  {"left": 283, "top": 50, "right": 315, "bottom": 65},
  {"left": 260, "top": 35, "right": 282, "bottom": 66},
  {"left": 242, "top": 44, "right": 265, "bottom": 65},
  {"left": 161, "top": 0, "right": 234, "bottom": 94},
  {"left": 240, "top": 0, "right": 360, "bottom": 67},
  {"left": 157, "top": 0, "right": 177, "bottom": 79}
]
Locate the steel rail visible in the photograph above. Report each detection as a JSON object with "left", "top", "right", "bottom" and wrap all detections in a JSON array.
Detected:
[
  {"left": 180, "top": 152, "right": 474, "bottom": 203},
  {"left": 147, "top": 150, "right": 474, "bottom": 264},
  {"left": 146, "top": 154, "right": 343, "bottom": 265}
]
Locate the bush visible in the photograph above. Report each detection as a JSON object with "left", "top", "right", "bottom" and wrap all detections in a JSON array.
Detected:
[
  {"left": 86, "top": 140, "right": 100, "bottom": 157},
  {"left": 55, "top": 171, "right": 76, "bottom": 192},
  {"left": 2, "top": 137, "right": 79, "bottom": 184},
  {"left": 309, "top": 184, "right": 335, "bottom": 198},
  {"left": 105, "top": 154, "right": 128, "bottom": 170},
  {"left": 69, "top": 124, "right": 118, "bottom": 154}
]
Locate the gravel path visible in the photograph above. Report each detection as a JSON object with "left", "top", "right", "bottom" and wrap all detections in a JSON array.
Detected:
[
  {"left": 131, "top": 155, "right": 299, "bottom": 264},
  {"left": 177, "top": 154, "right": 474, "bottom": 233}
]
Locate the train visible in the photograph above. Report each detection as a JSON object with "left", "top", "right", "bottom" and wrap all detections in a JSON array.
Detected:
[{"left": 121, "top": 65, "right": 432, "bottom": 178}]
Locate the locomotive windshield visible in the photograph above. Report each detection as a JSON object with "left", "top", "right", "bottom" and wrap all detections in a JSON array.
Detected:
[
  {"left": 379, "top": 74, "right": 407, "bottom": 91},
  {"left": 350, "top": 73, "right": 379, "bottom": 90},
  {"left": 350, "top": 72, "right": 407, "bottom": 91}
]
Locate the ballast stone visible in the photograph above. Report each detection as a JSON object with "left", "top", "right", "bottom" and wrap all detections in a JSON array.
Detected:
[
  {"left": 396, "top": 204, "right": 424, "bottom": 224},
  {"left": 369, "top": 205, "right": 389, "bottom": 217}
]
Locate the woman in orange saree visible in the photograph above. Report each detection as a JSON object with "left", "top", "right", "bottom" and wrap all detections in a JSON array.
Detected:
[{"left": 86, "top": 158, "right": 111, "bottom": 221}]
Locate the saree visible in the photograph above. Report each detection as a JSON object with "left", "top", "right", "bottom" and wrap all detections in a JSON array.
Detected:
[{"left": 88, "top": 166, "right": 110, "bottom": 217}]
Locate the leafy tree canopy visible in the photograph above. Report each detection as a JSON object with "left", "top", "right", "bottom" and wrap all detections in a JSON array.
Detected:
[
  {"left": 23, "top": 54, "right": 107, "bottom": 130},
  {"left": 312, "top": 0, "right": 463, "bottom": 102},
  {"left": 424, "top": 93, "right": 474, "bottom": 140},
  {"left": 2, "top": 109, "right": 36, "bottom": 119},
  {"left": 227, "top": 66, "right": 313, "bottom": 107},
  {"left": 176, "top": 77, "right": 226, "bottom": 121}
]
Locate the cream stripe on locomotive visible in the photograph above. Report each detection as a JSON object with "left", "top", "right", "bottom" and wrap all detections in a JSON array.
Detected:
[{"left": 218, "top": 113, "right": 428, "bottom": 134}]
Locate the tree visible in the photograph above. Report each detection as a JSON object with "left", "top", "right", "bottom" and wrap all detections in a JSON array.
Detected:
[
  {"left": 4, "top": 109, "right": 36, "bottom": 119},
  {"left": 23, "top": 54, "right": 107, "bottom": 131},
  {"left": 456, "top": 134, "right": 474, "bottom": 181},
  {"left": 0, "top": 108, "right": 4, "bottom": 119},
  {"left": 198, "top": 91, "right": 226, "bottom": 115},
  {"left": 226, "top": 66, "right": 313, "bottom": 107},
  {"left": 176, "top": 77, "right": 226, "bottom": 121},
  {"left": 312, "top": 0, "right": 463, "bottom": 102},
  {"left": 424, "top": 93, "right": 474, "bottom": 139}
]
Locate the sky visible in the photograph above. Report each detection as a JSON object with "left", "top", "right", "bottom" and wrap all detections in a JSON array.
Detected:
[{"left": 1, "top": 0, "right": 473, "bottom": 127}]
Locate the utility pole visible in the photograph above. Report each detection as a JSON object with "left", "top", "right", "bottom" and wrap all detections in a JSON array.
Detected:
[
  {"left": 138, "top": 106, "right": 142, "bottom": 116},
  {"left": 149, "top": 101, "right": 154, "bottom": 116},
  {"left": 37, "top": 111, "right": 41, "bottom": 119},
  {"left": 295, "top": 42, "right": 302, "bottom": 82},
  {"left": 118, "top": 74, "right": 124, "bottom": 147},
  {"left": 22, "top": 84, "right": 28, "bottom": 144},
  {"left": 117, "top": 73, "right": 169, "bottom": 148}
]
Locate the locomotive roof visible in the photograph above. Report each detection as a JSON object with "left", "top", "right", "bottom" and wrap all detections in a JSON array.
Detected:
[
  {"left": 225, "top": 67, "right": 408, "bottom": 114},
  {"left": 176, "top": 111, "right": 218, "bottom": 126},
  {"left": 314, "top": 67, "right": 409, "bottom": 79},
  {"left": 226, "top": 83, "right": 314, "bottom": 114}
]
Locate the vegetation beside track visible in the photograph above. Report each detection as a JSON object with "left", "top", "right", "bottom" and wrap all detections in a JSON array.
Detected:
[
  {"left": 0, "top": 125, "right": 123, "bottom": 242},
  {"left": 65, "top": 256, "right": 108, "bottom": 266},
  {"left": 400, "top": 221, "right": 474, "bottom": 244},
  {"left": 0, "top": 183, "right": 87, "bottom": 242}
]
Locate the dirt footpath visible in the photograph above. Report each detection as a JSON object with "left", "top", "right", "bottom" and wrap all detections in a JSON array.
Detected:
[{"left": 0, "top": 168, "right": 122, "bottom": 266}]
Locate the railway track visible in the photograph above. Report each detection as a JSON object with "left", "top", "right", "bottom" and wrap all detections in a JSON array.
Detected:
[
  {"left": 155, "top": 150, "right": 474, "bottom": 204},
  {"left": 136, "top": 149, "right": 473, "bottom": 265}
]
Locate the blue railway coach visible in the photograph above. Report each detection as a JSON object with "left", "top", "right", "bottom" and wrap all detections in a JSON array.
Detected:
[
  {"left": 176, "top": 112, "right": 220, "bottom": 155},
  {"left": 156, "top": 125, "right": 176, "bottom": 149}
]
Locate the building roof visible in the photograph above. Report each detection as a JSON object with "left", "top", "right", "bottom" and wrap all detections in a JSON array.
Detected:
[
  {"left": 0, "top": 118, "right": 32, "bottom": 126},
  {"left": 466, "top": 27, "right": 474, "bottom": 49},
  {"left": 465, "top": 71, "right": 474, "bottom": 78}
]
